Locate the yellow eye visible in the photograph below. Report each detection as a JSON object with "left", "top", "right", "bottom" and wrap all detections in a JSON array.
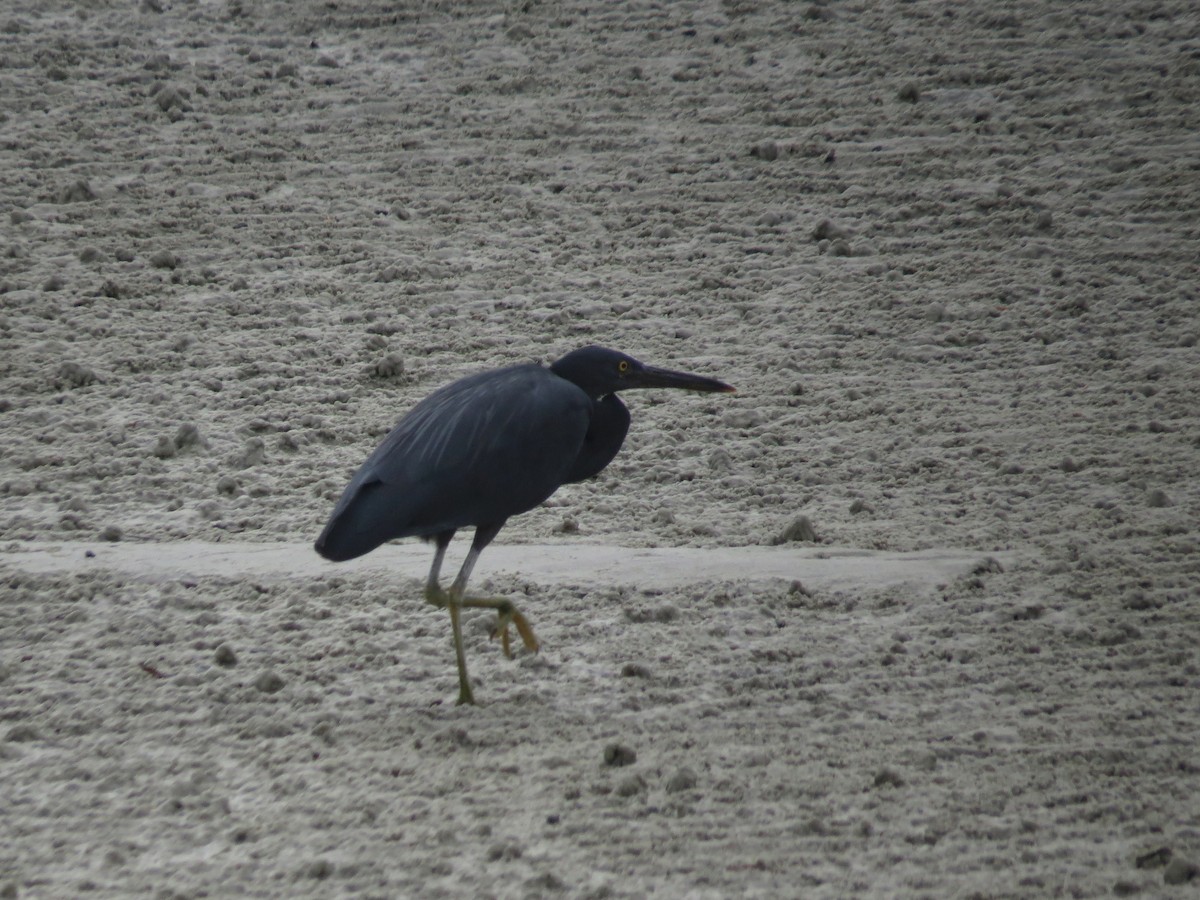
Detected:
[{"left": 618, "top": 360, "right": 630, "bottom": 374}]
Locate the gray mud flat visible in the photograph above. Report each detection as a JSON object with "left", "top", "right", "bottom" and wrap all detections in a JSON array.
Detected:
[
  {"left": 2, "top": 536, "right": 1194, "bottom": 899},
  {"left": 1, "top": 0, "right": 1198, "bottom": 896}
]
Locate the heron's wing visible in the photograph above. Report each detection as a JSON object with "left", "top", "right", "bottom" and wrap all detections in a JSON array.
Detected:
[
  {"left": 319, "top": 365, "right": 591, "bottom": 555},
  {"left": 370, "top": 365, "right": 588, "bottom": 483}
]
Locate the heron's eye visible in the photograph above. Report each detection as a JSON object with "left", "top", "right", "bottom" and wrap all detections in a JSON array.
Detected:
[{"left": 617, "top": 360, "right": 630, "bottom": 374}]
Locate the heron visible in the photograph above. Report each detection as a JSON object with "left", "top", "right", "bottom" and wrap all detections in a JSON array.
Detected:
[{"left": 314, "top": 345, "right": 736, "bottom": 705}]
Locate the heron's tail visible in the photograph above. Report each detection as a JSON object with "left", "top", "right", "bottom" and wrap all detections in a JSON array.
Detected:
[
  {"left": 313, "top": 517, "right": 369, "bottom": 562},
  {"left": 314, "top": 478, "right": 406, "bottom": 562}
]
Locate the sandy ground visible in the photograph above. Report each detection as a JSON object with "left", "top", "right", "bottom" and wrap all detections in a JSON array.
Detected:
[{"left": 2, "top": 0, "right": 1199, "bottom": 896}]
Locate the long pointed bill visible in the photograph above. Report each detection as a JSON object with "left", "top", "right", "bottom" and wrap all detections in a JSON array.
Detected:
[{"left": 626, "top": 365, "right": 736, "bottom": 394}]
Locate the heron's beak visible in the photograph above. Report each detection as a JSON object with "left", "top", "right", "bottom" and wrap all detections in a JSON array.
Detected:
[{"left": 626, "top": 365, "right": 736, "bottom": 394}]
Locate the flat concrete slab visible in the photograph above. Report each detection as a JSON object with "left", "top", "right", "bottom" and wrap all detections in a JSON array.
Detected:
[{"left": 1, "top": 540, "right": 1011, "bottom": 594}]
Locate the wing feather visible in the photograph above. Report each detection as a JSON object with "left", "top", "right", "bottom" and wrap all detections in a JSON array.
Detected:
[{"left": 315, "top": 364, "right": 591, "bottom": 560}]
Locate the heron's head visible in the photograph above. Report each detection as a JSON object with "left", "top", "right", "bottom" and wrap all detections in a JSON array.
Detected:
[{"left": 550, "top": 346, "right": 735, "bottom": 400}]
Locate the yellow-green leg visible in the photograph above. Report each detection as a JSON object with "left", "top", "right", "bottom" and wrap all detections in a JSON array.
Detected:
[
  {"left": 422, "top": 526, "right": 539, "bottom": 706},
  {"left": 445, "top": 601, "right": 475, "bottom": 706}
]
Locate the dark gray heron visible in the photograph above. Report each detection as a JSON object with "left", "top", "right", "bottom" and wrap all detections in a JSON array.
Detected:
[{"left": 315, "top": 345, "right": 735, "bottom": 704}]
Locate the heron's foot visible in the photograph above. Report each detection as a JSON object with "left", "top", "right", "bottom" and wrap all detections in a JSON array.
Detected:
[
  {"left": 456, "top": 679, "right": 476, "bottom": 706},
  {"left": 494, "top": 604, "right": 540, "bottom": 659},
  {"left": 462, "top": 596, "right": 540, "bottom": 659}
]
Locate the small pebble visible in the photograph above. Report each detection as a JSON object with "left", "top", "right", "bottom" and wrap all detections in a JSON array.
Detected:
[
  {"left": 254, "top": 671, "right": 285, "bottom": 693},
  {"left": 708, "top": 449, "right": 733, "bottom": 472},
  {"left": 6, "top": 724, "right": 41, "bottom": 742},
  {"left": 142, "top": 52, "right": 173, "bottom": 72},
  {"left": 615, "top": 775, "right": 646, "bottom": 797},
  {"left": 750, "top": 139, "right": 779, "bottom": 161},
  {"left": 174, "top": 423, "right": 206, "bottom": 450},
  {"left": 1135, "top": 847, "right": 1172, "bottom": 869},
  {"left": 812, "top": 219, "right": 850, "bottom": 241},
  {"left": 236, "top": 438, "right": 266, "bottom": 468},
  {"left": 304, "top": 859, "right": 334, "bottom": 879},
  {"left": 153, "top": 85, "right": 192, "bottom": 113},
  {"left": 873, "top": 768, "right": 905, "bottom": 788},
  {"left": 150, "top": 250, "right": 179, "bottom": 269},
  {"left": 972, "top": 557, "right": 1004, "bottom": 576},
  {"left": 56, "top": 362, "right": 97, "bottom": 389},
  {"left": 370, "top": 352, "right": 405, "bottom": 378},
  {"left": 58, "top": 179, "right": 96, "bottom": 203},
  {"left": 98, "top": 525, "right": 122, "bottom": 542},
  {"left": 524, "top": 873, "right": 566, "bottom": 892},
  {"left": 487, "top": 841, "right": 523, "bottom": 861},
  {"left": 214, "top": 644, "right": 238, "bottom": 667},
  {"left": 1146, "top": 489, "right": 1173, "bottom": 508},
  {"left": 665, "top": 767, "right": 698, "bottom": 793},
  {"left": 1164, "top": 858, "right": 1199, "bottom": 885},
  {"left": 773, "top": 515, "right": 817, "bottom": 544},
  {"left": 652, "top": 603, "right": 679, "bottom": 623},
  {"left": 603, "top": 743, "right": 636, "bottom": 767},
  {"left": 152, "top": 436, "right": 177, "bottom": 459}
]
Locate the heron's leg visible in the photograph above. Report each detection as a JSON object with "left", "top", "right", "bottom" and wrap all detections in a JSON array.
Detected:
[
  {"left": 449, "top": 523, "right": 540, "bottom": 660},
  {"left": 437, "top": 524, "right": 507, "bottom": 707},
  {"left": 423, "top": 530, "right": 455, "bottom": 607},
  {"left": 446, "top": 601, "right": 473, "bottom": 706},
  {"left": 418, "top": 531, "right": 476, "bottom": 705}
]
